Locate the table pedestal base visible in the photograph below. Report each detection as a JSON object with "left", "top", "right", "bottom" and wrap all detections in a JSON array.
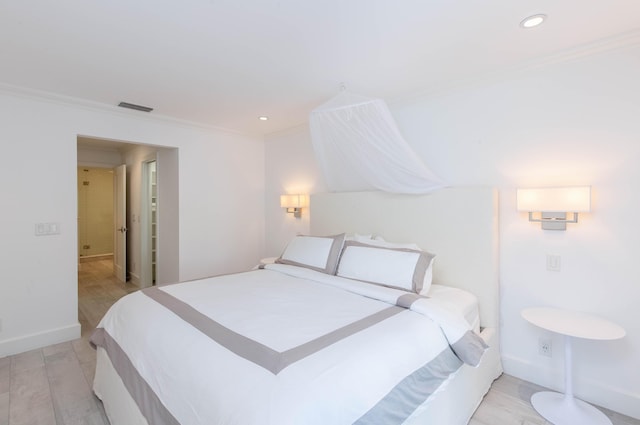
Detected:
[{"left": 531, "top": 391, "right": 611, "bottom": 425}]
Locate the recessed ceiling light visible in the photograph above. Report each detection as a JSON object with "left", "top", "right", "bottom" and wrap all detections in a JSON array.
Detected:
[
  {"left": 259, "top": 116, "right": 269, "bottom": 121},
  {"left": 520, "top": 14, "right": 546, "bottom": 29}
]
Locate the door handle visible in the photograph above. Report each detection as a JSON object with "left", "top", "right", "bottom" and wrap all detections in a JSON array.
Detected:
[{"left": 118, "top": 227, "right": 127, "bottom": 233}]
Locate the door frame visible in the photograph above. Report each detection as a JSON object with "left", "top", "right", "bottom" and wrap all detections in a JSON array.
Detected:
[
  {"left": 140, "top": 155, "right": 158, "bottom": 287},
  {"left": 113, "top": 164, "right": 127, "bottom": 282}
]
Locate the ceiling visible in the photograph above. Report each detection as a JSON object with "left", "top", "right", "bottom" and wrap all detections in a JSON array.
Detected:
[{"left": 1, "top": 1, "right": 639, "bottom": 136}]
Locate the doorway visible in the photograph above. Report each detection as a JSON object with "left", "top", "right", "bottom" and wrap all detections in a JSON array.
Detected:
[
  {"left": 76, "top": 136, "right": 179, "bottom": 287},
  {"left": 141, "top": 159, "right": 157, "bottom": 287},
  {"left": 77, "top": 167, "right": 114, "bottom": 262}
]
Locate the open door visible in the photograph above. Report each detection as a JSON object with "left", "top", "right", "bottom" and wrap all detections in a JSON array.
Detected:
[
  {"left": 141, "top": 159, "right": 157, "bottom": 287},
  {"left": 113, "top": 164, "right": 127, "bottom": 282}
]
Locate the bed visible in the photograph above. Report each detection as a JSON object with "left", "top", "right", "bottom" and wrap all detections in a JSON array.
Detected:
[{"left": 91, "top": 186, "right": 502, "bottom": 425}]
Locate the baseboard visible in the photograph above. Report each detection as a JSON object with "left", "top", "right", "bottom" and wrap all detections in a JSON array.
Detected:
[
  {"left": 128, "top": 272, "right": 140, "bottom": 287},
  {"left": 0, "top": 323, "right": 81, "bottom": 357},
  {"left": 79, "top": 254, "right": 114, "bottom": 263},
  {"left": 502, "top": 354, "right": 640, "bottom": 420}
]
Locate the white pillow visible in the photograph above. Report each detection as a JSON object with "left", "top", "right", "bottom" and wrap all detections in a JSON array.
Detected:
[
  {"left": 336, "top": 241, "right": 435, "bottom": 293},
  {"left": 359, "top": 238, "right": 434, "bottom": 293},
  {"left": 276, "top": 234, "right": 345, "bottom": 274}
]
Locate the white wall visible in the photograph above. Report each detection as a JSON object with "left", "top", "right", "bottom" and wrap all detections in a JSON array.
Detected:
[
  {"left": 263, "top": 45, "right": 640, "bottom": 418},
  {"left": 264, "top": 126, "right": 327, "bottom": 255},
  {"left": 155, "top": 147, "right": 180, "bottom": 284},
  {"left": 0, "top": 88, "right": 265, "bottom": 357},
  {"left": 77, "top": 146, "right": 122, "bottom": 168}
]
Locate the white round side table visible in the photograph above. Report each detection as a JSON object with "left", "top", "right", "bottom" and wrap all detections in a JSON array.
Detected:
[{"left": 521, "top": 307, "right": 626, "bottom": 425}]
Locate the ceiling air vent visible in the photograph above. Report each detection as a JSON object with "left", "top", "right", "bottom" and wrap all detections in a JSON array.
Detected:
[{"left": 118, "top": 102, "right": 153, "bottom": 112}]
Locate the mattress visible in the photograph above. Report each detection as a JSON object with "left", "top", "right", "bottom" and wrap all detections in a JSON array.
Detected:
[
  {"left": 427, "top": 284, "right": 481, "bottom": 334},
  {"left": 91, "top": 264, "right": 494, "bottom": 425}
]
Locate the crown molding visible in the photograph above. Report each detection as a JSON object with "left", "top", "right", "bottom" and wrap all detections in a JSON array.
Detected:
[
  {"left": 392, "top": 28, "right": 640, "bottom": 107},
  {"left": 0, "top": 82, "right": 247, "bottom": 137},
  {"left": 519, "top": 28, "right": 640, "bottom": 71}
]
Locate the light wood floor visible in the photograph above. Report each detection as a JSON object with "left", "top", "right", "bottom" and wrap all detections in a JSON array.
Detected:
[{"left": 1, "top": 259, "right": 638, "bottom": 425}]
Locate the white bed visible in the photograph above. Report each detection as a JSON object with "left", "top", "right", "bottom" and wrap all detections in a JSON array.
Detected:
[{"left": 92, "top": 186, "right": 502, "bottom": 424}]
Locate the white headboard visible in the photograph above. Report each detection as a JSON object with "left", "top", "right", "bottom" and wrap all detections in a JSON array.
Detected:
[{"left": 310, "top": 187, "right": 499, "bottom": 330}]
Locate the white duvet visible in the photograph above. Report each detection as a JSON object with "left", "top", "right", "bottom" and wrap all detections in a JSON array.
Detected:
[{"left": 92, "top": 264, "right": 486, "bottom": 425}]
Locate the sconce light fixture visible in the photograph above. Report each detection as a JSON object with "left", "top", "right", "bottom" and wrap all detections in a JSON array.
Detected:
[
  {"left": 517, "top": 186, "right": 591, "bottom": 230},
  {"left": 280, "top": 194, "right": 308, "bottom": 218}
]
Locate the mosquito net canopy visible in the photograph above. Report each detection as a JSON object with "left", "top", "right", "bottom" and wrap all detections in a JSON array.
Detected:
[{"left": 309, "top": 91, "right": 444, "bottom": 194}]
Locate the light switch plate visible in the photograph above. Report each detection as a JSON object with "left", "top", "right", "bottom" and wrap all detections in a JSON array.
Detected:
[
  {"left": 35, "top": 222, "right": 61, "bottom": 236},
  {"left": 546, "top": 254, "right": 561, "bottom": 272}
]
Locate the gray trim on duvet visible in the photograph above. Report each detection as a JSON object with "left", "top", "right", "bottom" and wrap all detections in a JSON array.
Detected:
[
  {"left": 143, "top": 287, "right": 405, "bottom": 375},
  {"left": 354, "top": 347, "right": 463, "bottom": 425},
  {"left": 452, "top": 330, "right": 488, "bottom": 366},
  {"left": 395, "top": 293, "right": 425, "bottom": 308},
  {"left": 91, "top": 328, "right": 180, "bottom": 425}
]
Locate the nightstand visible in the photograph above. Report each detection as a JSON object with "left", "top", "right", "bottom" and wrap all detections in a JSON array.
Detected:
[{"left": 521, "top": 307, "right": 625, "bottom": 425}]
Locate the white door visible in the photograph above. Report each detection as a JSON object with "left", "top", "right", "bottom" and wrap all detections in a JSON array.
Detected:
[
  {"left": 113, "top": 164, "right": 127, "bottom": 282},
  {"left": 141, "top": 159, "right": 157, "bottom": 287}
]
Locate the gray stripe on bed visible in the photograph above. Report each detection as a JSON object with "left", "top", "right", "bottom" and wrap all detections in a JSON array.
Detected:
[
  {"left": 279, "top": 306, "right": 404, "bottom": 369},
  {"left": 451, "top": 330, "right": 489, "bottom": 367},
  {"left": 90, "top": 328, "right": 180, "bottom": 425},
  {"left": 411, "top": 251, "right": 434, "bottom": 294},
  {"left": 143, "top": 287, "right": 404, "bottom": 374},
  {"left": 395, "top": 293, "right": 423, "bottom": 308},
  {"left": 353, "top": 347, "right": 463, "bottom": 425}
]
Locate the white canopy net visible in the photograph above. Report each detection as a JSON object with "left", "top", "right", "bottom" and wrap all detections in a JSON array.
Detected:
[{"left": 309, "top": 91, "right": 444, "bottom": 194}]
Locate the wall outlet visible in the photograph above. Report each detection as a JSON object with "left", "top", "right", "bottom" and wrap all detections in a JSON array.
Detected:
[{"left": 539, "top": 337, "right": 552, "bottom": 357}]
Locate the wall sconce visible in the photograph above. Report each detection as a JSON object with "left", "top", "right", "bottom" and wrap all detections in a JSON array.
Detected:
[
  {"left": 517, "top": 186, "right": 591, "bottom": 230},
  {"left": 280, "top": 194, "right": 308, "bottom": 218}
]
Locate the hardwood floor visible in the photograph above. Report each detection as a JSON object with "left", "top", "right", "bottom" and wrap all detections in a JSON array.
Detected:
[{"left": 0, "top": 258, "right": 638, "bottom": 425}]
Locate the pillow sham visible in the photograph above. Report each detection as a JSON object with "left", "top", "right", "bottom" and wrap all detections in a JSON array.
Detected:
[
  {"left": 366, "top": 237, "right": 435, "bottom": 293},
  {"left": 276, "top": 233, "right": 345, "bottom": 274},
  {"left": 336, "top": 240, "right": 435, "bottom": 293}
]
